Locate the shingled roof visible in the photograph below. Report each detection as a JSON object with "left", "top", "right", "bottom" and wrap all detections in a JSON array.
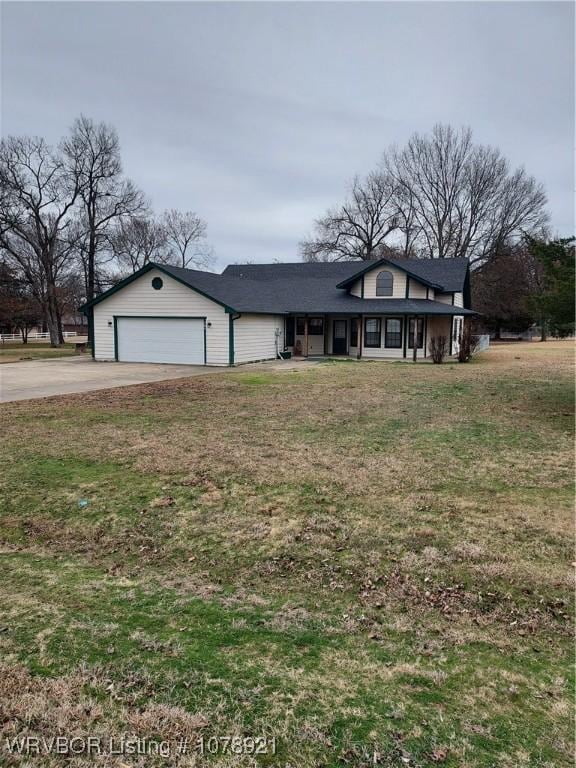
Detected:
[
  {"left": 224, "top": 257, "right": 469, "bottom": 293},
  {"left": 82, "top": 258, "right": 473, "bottom": 316}
]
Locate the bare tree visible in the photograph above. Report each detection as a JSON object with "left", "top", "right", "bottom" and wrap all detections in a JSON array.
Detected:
[
  {"left": 62, "top": 116, "right": 145, "bottom": 302},
  {"left": 109, "top": 215, "right": 169, "bottom": 273},
  {"left": 385, "top": 124, "right": 548, "bottom": 264},
  {"left": 429, "top": 335, "right": 448, "bottom": 364},
  {"left": 162, "top": 209, "right": 211, "bottom": 269},
  {"left": 0, "top": 260, "right": 43, "bottom": 342},
  {"left": 0, "top": 136, "right": 83, "bottom": 345},
  {"left": 471, "top": 242, "right": 536, "bottom": 339},
  {"left": 301, "top": 172, "right": 400, "bottom": 261},
  {"left": 457, "top": 319, "right": 479, "bottom": 362}
]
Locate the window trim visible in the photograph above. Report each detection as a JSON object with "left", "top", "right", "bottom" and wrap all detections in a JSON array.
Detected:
[
  {"left": 408, "top": 317, "right": 424, "bottom": 349},
  {"left": 384, "top": 317, "right": 403, "bottom": 348},
  {"left": 364, "top": 317, "right": 382, "bottom": 348},
  {"left": 375, "top": 270, "right": 394, "bottom": 297}
]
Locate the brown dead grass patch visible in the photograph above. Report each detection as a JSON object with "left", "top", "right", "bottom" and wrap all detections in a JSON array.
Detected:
[{"left": 0, "top": 663, "right": 210, "bottom": 767}]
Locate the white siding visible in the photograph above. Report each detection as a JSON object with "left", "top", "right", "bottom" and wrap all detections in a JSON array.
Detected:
[
  {"left": 363, "top": 265, "right": 407, "bottom": 298},
  {"left": 349, "top": 266, "right": 430, "bottom": 300},
  {"left": 294, "top": 332, "right": 324, "bottom": 355},
  {"left": 93, "top": 268, "right": 229, "bottom": 366},
  {"left": 234, "top": 314, "right": 284, "bottom": 364},
  {"left": 426, "top": 316, "right": 459, "bottom": 357},
  {"left": 407, "top": 278, "right": 427, "bottom": 299},
  {"left": 435, "top": 292, "right": 462, "bottom": 308}
]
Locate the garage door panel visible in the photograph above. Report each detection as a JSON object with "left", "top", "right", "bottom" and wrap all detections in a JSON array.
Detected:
[{"left": 116, "top": 317, "right": 205, "bottom": 365}]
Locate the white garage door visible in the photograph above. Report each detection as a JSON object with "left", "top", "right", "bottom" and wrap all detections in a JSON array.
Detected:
[{"left": 116, "top": 317, "right": 205, "bottom": 364}]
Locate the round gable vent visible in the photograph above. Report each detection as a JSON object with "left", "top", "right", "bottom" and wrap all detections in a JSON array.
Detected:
[{"left": 152, "top": 277, "right": 163, "bottom": 290}]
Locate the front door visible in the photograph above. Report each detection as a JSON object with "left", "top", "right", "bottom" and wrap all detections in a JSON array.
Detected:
[{"left": 332, "top": 319, "right": 347, "bottom": 355}]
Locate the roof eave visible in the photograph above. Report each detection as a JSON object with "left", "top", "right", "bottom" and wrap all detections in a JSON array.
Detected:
[{"left": 79, "top": 262, "right": 238, "bottom": 314}]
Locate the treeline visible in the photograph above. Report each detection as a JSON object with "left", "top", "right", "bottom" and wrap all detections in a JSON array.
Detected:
[
  {"left": 301, "top": 124, "right": 550, "bottom": 265},
  {"left": 0, "top": 116, "right": 211, "bottom": 345},
  {"left": 473, "top": 236, "right": 575, "bottom": 339},
  {"left": 302, "top": 123, "right": 573, "bottom": 337}
]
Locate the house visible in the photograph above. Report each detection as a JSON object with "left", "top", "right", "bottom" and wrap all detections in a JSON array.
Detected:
[{"left": 81, "top": 257, "right": 473, "bottom": 366}]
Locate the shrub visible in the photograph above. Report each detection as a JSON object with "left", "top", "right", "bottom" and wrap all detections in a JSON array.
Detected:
[
  {"left": 457, "top": 321, "right": 479, "bottom": 363},
  {"left": 429, "top": 335, "right": 448, "bottom": 364}
]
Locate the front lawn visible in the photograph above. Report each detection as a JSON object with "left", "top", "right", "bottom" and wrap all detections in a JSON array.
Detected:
[
  {"left": 0, "top": 343, "right": 77, "bottom": 364},
  {"left": 0, "top": 341, "right": 573, "bottom": 767}
]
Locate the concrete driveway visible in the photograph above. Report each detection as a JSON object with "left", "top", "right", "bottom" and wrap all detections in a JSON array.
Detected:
[{"left": 0, "top": 356, "right": 220, "bottom": 403}]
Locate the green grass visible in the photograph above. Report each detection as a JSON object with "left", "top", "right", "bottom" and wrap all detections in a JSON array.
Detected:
[
  {"left": 0, "top": 342, "right": 78, "bottom": 362},
  {"left": 0, "top": 341, "right": 573, "bottom": 767}
]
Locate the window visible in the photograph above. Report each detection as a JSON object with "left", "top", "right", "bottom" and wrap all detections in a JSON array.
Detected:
[
  {"left": 296, "top": 317, "right": 323, "bottom": 336},
  {"left": 376, "top": 270, "right": 393, "bottom": 296},
  {"left": 350, "top": 318, "right": 359, "bottom": 347},
  {"left": 152, "top": 277, "right": 163, "bottom": 290},
  {"left": 308, "top": 317, "right": 324, "bottom": 335},
  {"left": 364, "top": 318, "right": 381, "bottom": 347},
  {"left": 408, "top": 318, "right": 424, "bottom": 348},
  {"left": 286, "top": 317, "right": 295, "bottom": 346},
  {"left": 385, "top": 318, "right": 402, "bottom": 348}
]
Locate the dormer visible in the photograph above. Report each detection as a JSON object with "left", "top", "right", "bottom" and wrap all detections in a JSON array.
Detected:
[{"left": 335, "top": 258, "right": 442, "bottom": 299}]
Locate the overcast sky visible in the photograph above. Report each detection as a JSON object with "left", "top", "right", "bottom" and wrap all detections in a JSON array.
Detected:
[{"left": 1, "top": 1, "right": 574, "bottom": 268}]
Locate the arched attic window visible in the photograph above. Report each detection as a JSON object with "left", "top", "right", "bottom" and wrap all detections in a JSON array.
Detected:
[{"left": 376, "top": 270, "right": 394, "bottom": 297}]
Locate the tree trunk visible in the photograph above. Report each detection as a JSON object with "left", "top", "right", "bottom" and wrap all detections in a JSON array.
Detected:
[
  {"left": 46, "top": 287, "right": 63, "bottom": 347},
  {"left": 540, "top": 317, "right": 547, "bottom": 342},
  {"left": 87, "top": 229, "right": 96, "bottom": 303}
]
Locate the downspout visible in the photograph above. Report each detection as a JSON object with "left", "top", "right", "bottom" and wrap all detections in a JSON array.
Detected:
[{"left": 228, "top": 313, "right": 241, "bottom": 366}]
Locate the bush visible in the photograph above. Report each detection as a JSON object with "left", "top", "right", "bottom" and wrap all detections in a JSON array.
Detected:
[
  {"left": 429, "top": 335, "right": 448, "bottom": 364},
  {"left": 457, "top": 321, "right": 479, "bottom": 363}
]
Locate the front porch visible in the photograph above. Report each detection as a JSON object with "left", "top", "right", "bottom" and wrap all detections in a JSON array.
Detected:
[{"left": 284, "top": 314, "right": 461, "bottom": 360}]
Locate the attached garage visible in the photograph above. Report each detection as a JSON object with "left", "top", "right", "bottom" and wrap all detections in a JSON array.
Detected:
[
  {"left": 115, "top": 317, "right": 205, "bottom": 365},
  {"left": 83, "top": 263, "right": 284, "bottom": 367}
]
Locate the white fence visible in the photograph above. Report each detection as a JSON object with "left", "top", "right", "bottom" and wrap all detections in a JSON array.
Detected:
[
  {"left": 0, "top": 331, "right": 78, "bottom": 343},
  {"left": 474, "top": 334, "right": 490, "bottom": 352}
]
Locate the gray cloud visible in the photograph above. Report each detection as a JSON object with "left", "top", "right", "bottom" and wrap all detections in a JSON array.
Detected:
[{"left": 1, "top": 1, "right": 573, "bottom": 267}]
